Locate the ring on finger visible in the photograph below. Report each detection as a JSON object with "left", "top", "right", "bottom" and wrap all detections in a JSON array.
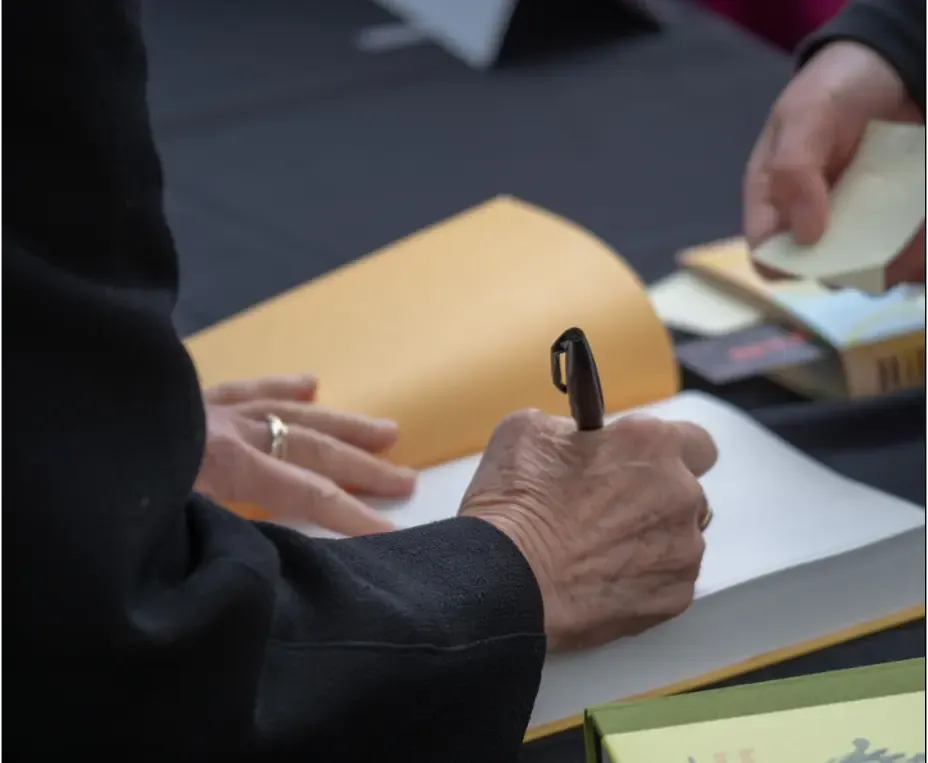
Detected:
[
  {"left": 266, "top": 414, "right": 290, "bottom": 461},
  {"left": 699, "top": 505, "right": 713, "bottom": 532}
]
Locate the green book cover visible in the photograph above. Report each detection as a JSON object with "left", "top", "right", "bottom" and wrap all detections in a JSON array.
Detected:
[{"left": 585, "top": 659, "right": 925, "bottom": 763}]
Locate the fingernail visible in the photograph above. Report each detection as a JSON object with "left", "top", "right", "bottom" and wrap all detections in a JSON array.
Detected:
[
  {"left": 395, "top": 466, "right": 417, "bottom": 482},
  {"left": 301, "top": 376, "right": 318, "bottom": 400},
  {"left": 392, "top": 467, "right": 418, "bottom": 493}
]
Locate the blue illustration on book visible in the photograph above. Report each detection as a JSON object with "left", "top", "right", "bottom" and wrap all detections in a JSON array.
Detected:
[
  {"left": 684, "top": 739, "right": 926, "bottom": 763},
  {"left": 827, "top": 738, "right": 926, "bottom": 763}
]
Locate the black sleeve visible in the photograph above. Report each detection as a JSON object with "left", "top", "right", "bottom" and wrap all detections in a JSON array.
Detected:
[
  {"left": 4, "top": 3, "right": 545, "bottom": 761},
  {"left": 798, "top": 0, "right": 926, "bottom": 114}
]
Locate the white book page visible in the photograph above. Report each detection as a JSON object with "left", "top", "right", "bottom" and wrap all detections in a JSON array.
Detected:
[{"left": 290, "top": 391, "right": 925, "bottom": 595}]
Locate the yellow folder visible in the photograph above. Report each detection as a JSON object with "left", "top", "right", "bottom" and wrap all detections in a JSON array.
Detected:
[{"left": 187, "top": 195, "right": 678, "bottom": 478}]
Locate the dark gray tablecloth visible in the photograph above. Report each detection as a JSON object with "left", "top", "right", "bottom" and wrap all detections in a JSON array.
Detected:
[
  {"left": 141, "top": 2, "right": 926, "bottom": 760},
  {"left": 145, "top": 0, "right": 790, "bottom": 337}
]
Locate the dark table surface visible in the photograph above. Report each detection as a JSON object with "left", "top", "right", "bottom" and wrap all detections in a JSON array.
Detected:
[{"left": 141, "top": 1, "right": 926, "bottom": 760}]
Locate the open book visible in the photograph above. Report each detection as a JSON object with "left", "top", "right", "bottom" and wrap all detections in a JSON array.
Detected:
[
  {"left": 289, "top": 390, "right": 926, "bottom": 739},
  {"left": 185, "top": 196, "right": 925, "bottom": 740}
]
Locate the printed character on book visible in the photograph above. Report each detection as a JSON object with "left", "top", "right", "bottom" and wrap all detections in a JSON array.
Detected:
[{"left": 686, "top": 738, "right": 925, "bottom": 763}]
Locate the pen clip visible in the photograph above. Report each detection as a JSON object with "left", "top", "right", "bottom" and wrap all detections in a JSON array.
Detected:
[
  {"left": 551, "top": 327, "right": 606, "bottom": 430},
  {"left": 550, "top": 327, "right": 601, "bottom": 392},
  {"left": 550, "top": 328, "right": 585, "bottom": 393}
]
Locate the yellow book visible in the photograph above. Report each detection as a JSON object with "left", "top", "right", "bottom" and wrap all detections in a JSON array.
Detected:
[
  {"left": 185, "top": 197, "right": 925, "bottom": 742},
  {"left": 187, "top": 196, "right": 677, "bottom": 476},
  {"left": 587, "top": 658, "right": 926, "bottom": 763},
  {"left": 612, "top": 693, "right": 925, "bottom": 763}
]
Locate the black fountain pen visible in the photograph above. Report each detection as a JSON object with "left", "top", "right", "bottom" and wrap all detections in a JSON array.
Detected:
[{"left": 550, "top": 327, "right": 605, "bottom": 431}]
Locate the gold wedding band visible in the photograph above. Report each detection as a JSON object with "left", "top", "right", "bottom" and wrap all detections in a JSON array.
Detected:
[
  {"left": 266, "top": 414, "right": 289, "bottom": 461},
  {"left": 699, "top": 505, "right": 714, "bottom": 532}
]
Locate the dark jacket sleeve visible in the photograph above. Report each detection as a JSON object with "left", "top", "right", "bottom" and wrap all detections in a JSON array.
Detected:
[
  {"left": 798, "top": 0, "right": 926, "bottom": 114},
  {"left": 4, "top": 2, "right": 545, "bottom": 761}
]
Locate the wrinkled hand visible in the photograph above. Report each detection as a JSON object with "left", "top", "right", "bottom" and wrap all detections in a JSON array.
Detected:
[
  {"left": 744, "top": 41, "right": 925, "bottom": 286},
  {"left": 460, "top": 410, "right": 717, "bottom": 653},
  {"left": 195, "top": 374, "right": 416, "bottom": 536}
]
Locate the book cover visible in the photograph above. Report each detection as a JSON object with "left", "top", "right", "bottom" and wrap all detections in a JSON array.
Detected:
[{"left": 586, "top": 659, "right": 926, "bottom": 763}]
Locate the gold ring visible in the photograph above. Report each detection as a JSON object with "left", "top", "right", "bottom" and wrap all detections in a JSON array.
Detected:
[
  {"left": 266, "top": 414, "right": 289, "bottom": 460},
  {"left": 699, "top": 505, "right": 714, "bottom": 532}
]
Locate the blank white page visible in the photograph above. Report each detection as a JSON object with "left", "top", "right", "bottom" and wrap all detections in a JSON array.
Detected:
[{"left": 293, "top": 391, "right": 925, "bottom": 596}]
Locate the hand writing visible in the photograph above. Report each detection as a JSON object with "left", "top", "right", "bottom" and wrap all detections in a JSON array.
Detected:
[{"left": 460, "top": 410, "right": 716, "bottom": 653}]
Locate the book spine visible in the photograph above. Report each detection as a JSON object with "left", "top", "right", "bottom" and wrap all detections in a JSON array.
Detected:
[{"left": 842, "top": 331, "right": 925, "bottom": 397}]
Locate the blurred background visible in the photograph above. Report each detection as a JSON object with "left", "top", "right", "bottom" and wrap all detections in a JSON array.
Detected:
[{"left": 142, "top": 0, "right": 844, "bottom": 337}]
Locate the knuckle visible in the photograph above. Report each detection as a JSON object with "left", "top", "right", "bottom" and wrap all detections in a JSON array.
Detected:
[
  {"left": 765, "top": 142, "right": 816, "bottom": 182},
  {"left": 316, "top": 479, "right": 344, "bottom": 505},
  {"left": 508, "top": 408, "right": 545, "bottom": 427},
  {"left": 766, "top": 156, "right": 803, "bottom": 179},
  {"left": 612, "top": 414, "right": 670, "bottom": 451},
  {"left": 303, "top": 473, "right": 342, "bottom": 506},
  {"left": 234, "top": 399, "right": 268, "bottom": 417},
  {"left": 616, "top": 412, "right": 660, "bottom": 431},
  {"left": 495, "top": 408, "right": 546, "bottom": 437},
  {"left": 210, "top": 426, "right": 250, "bottom": 462},
  {"left": 200, "top": 426, "right": 255, "bottom": 503},
  {"left": 667, "top": 473, "right": 706, "bottom": 516},
  {"left": 299, "top": 430, "right": 330, "bottom": 461}
]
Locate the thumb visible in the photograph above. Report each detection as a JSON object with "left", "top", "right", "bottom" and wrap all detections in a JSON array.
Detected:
[
  {"left": 744, "top": 126, "right": 785, "bottom": 251},
  {"left": 765, "top": 111, "right": 835, "bottom": 246}
]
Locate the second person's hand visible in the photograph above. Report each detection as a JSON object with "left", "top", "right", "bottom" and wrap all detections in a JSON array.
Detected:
[
  {"left": 743, "top": 41, "right": 925, "bottom": 286},
  {"left": 195, "top": 374, "right": 417, "bottom": 536}
]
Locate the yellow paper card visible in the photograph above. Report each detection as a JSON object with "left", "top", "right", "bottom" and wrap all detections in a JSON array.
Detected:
[{"left": 603, "top": 691, "right": 926, "bottom": 763}]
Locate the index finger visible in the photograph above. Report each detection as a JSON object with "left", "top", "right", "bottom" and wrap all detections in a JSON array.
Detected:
[{"left": 667, "top": 420, "right": 718, "bottom": 477}]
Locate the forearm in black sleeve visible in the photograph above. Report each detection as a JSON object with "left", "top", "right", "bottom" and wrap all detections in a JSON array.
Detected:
[
  {"left": 798, "top": 0, "right": 926, "bottom": 114},
  {"left": 4, "top": 2, "right": 546, "bottom": 760}
]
